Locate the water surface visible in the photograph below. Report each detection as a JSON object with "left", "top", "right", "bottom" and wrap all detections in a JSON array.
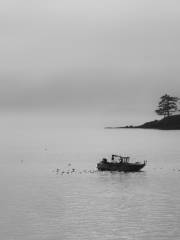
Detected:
[{"left": 0, "top": 116, "right": 180, "bottom": 240}]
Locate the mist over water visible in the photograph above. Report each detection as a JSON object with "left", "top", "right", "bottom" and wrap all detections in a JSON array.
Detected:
[
  {"left": 0, "top": 113, "right": 180, "bottom": 240},
  {"left": 1, "top": 0, "right": 180, "bottom": 238}
]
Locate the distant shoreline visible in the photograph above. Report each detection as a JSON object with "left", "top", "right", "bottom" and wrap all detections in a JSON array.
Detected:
[{"left": 105, "top": 114, "right": 180, "bottom": 130}]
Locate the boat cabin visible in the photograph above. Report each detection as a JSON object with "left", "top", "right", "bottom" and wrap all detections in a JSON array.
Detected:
[{"left": 111, "top": 154, "right": 130, "bottom": 163}]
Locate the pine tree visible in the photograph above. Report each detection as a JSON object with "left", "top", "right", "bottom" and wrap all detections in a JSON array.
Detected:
[{"left": 155, "top": 94, "right": 179, "bottom": 118}]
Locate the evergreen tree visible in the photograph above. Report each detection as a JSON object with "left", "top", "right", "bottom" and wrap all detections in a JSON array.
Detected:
[{"left": 155, "top": 94, "right": 179, "bottom": 118}]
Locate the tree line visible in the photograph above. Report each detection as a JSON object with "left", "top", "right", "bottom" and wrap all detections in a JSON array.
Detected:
[{"left": 155, "top": 94, "right": 180, "bottom": 118}]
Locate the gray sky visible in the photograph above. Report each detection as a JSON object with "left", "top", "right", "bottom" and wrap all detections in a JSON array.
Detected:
[{"left": 1, "top": 0, "right": 180, "bottom": 124}]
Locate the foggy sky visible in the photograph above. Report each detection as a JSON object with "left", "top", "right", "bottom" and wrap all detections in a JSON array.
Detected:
[{"left": 1, "top": 0, "right": 180, "bottom": 122}]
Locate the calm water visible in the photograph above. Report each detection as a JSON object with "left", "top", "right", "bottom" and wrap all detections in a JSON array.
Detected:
[{"left": 0, "top": 117, "right": 180, "bottom": 240}]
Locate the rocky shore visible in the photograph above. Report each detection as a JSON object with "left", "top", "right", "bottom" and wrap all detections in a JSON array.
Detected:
[{"left": 105, "top": 114, "right": 180, "bottom": 130}]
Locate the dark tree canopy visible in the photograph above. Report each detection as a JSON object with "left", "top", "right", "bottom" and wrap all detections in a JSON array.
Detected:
[{"left": 155, "top": 94, "right": 179, "bottom": 118}]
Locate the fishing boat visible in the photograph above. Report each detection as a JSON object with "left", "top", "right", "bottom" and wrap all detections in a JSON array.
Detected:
[{"left": 97, "top": 154, "right": 147, "bottom": 172}]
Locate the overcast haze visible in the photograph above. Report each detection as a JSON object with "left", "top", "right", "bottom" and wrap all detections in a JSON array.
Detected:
[{"left": 1, "top": 0, "right": 180, "bottom": 125}]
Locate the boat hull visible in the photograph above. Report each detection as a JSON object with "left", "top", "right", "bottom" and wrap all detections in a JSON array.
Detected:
[{"left": 97, "top": 162, "right": 146, "bottom": 172}]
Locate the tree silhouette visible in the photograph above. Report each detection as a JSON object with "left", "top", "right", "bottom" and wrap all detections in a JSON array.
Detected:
[{"left": 155, "top": 94, "right": 179, "bottom": 118}]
